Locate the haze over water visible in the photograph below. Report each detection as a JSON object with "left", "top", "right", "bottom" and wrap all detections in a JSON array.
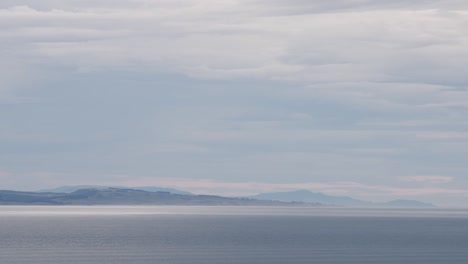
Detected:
[{"left": 1, "top": 206, "right": 468, "bottom": 264}]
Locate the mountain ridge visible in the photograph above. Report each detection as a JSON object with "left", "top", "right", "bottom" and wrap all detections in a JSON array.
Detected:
[
  {"left": 1, "top": 187, "right": 434, "bottom": 207},
  {"left": 0, "top": 188, "right": 307, "bottom": 206},
  {"left": 38, "top": 185, "right": 192, "bottom": 195},
  {"left": 249, "top": 190, "right": 434, "bottom": 207}
]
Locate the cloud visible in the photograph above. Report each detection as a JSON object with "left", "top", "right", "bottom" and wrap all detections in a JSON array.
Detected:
[
  {"left": 399, "top": 175, "right": 454, "bottom": 183},
  {"left": 2, "top": 2, "right": 468, "bottom": 83},
  {"left": 1, "top": 1, "right": 468, "bottom": 206},
  {"left": 3, "top": 2, "right": 468, "bottom": 122}
]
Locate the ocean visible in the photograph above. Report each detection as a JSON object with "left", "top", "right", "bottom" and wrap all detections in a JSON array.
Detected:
[{"left": 1, "top": 206, "right": 467, "bottom": 263}]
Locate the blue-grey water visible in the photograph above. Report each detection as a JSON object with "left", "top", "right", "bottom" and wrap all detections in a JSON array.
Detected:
[{"left": 1, "top": 206, "right": 468, "bottom": 263}]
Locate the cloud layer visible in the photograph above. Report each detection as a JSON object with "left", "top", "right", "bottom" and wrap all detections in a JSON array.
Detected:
[{"left": 1, "top": 0, "right": 468, "bottom": 206}]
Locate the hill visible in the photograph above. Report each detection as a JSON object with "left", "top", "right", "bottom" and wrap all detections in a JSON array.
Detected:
[
  {"left": 249, "top": 190, "right": 434, "bottom": 207},
  {"left": 0, "top": 188, "right": 306, "bottom": 206},
  {"left": 38, "top": 185, "right": 191, "bottom": 195}
]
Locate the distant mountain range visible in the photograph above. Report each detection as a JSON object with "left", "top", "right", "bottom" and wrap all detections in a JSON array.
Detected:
[
  {"left": 249, "top": 190, "right": 434, "bottom": 207},
  {"left": 38, "top": 185, "right": 192, "bottom": 195},
  {"left": 0, "top": 188, "right": 304, "bottom": 206},
  {"left": 0, "top": 185, "right": 434, "bottom": 207}
]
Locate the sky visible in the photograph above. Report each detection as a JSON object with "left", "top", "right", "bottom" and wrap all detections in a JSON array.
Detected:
[{"left": 1, "top": 0, "right": 468, "bottom": 206}]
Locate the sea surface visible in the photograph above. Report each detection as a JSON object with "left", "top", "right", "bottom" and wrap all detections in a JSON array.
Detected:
[{"left": 1, "top": 206, "right": 468, "bottom": 264}]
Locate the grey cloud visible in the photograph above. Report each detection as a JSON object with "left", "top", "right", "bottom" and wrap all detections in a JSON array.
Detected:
[
  {"left": 251, "top": 0, "right": 468, "bottom": 14},
  {"left": 1, "top": 1, "right": 468, "bottom": 205},
  {"left": 2, "top": 3, "right": 468, "bottom": 84}
]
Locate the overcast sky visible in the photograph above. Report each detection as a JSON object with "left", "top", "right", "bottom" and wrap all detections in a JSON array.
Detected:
[{"left": 1, "top": 0, "right": 468, "bottom": 206}]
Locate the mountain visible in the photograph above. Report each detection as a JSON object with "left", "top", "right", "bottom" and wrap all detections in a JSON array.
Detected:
[
  {"left": 249, "top": 190, "right": 434, "bottom": 207},
  {"left": 38, "top": 185, "right": 192, "bottom": 195},
  {"left": 0, "top": 188, "right": 306, "bottom": 206},
  {"left": 377, "top": 199, "right": 434, "bottom": 208},
  {"left": 0, "top": 190, "right": 66, "bottom": 205},
  {"left": 1, "top": 188, "right": 433, "bottom": 207},
  {"left": 250, "top": 190, "right": 368, "bottom": 206}
]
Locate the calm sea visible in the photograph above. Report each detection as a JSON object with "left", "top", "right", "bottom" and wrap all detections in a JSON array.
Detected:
[{"left": 1, "top": 206, "right": 468, "bottom": 263}]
